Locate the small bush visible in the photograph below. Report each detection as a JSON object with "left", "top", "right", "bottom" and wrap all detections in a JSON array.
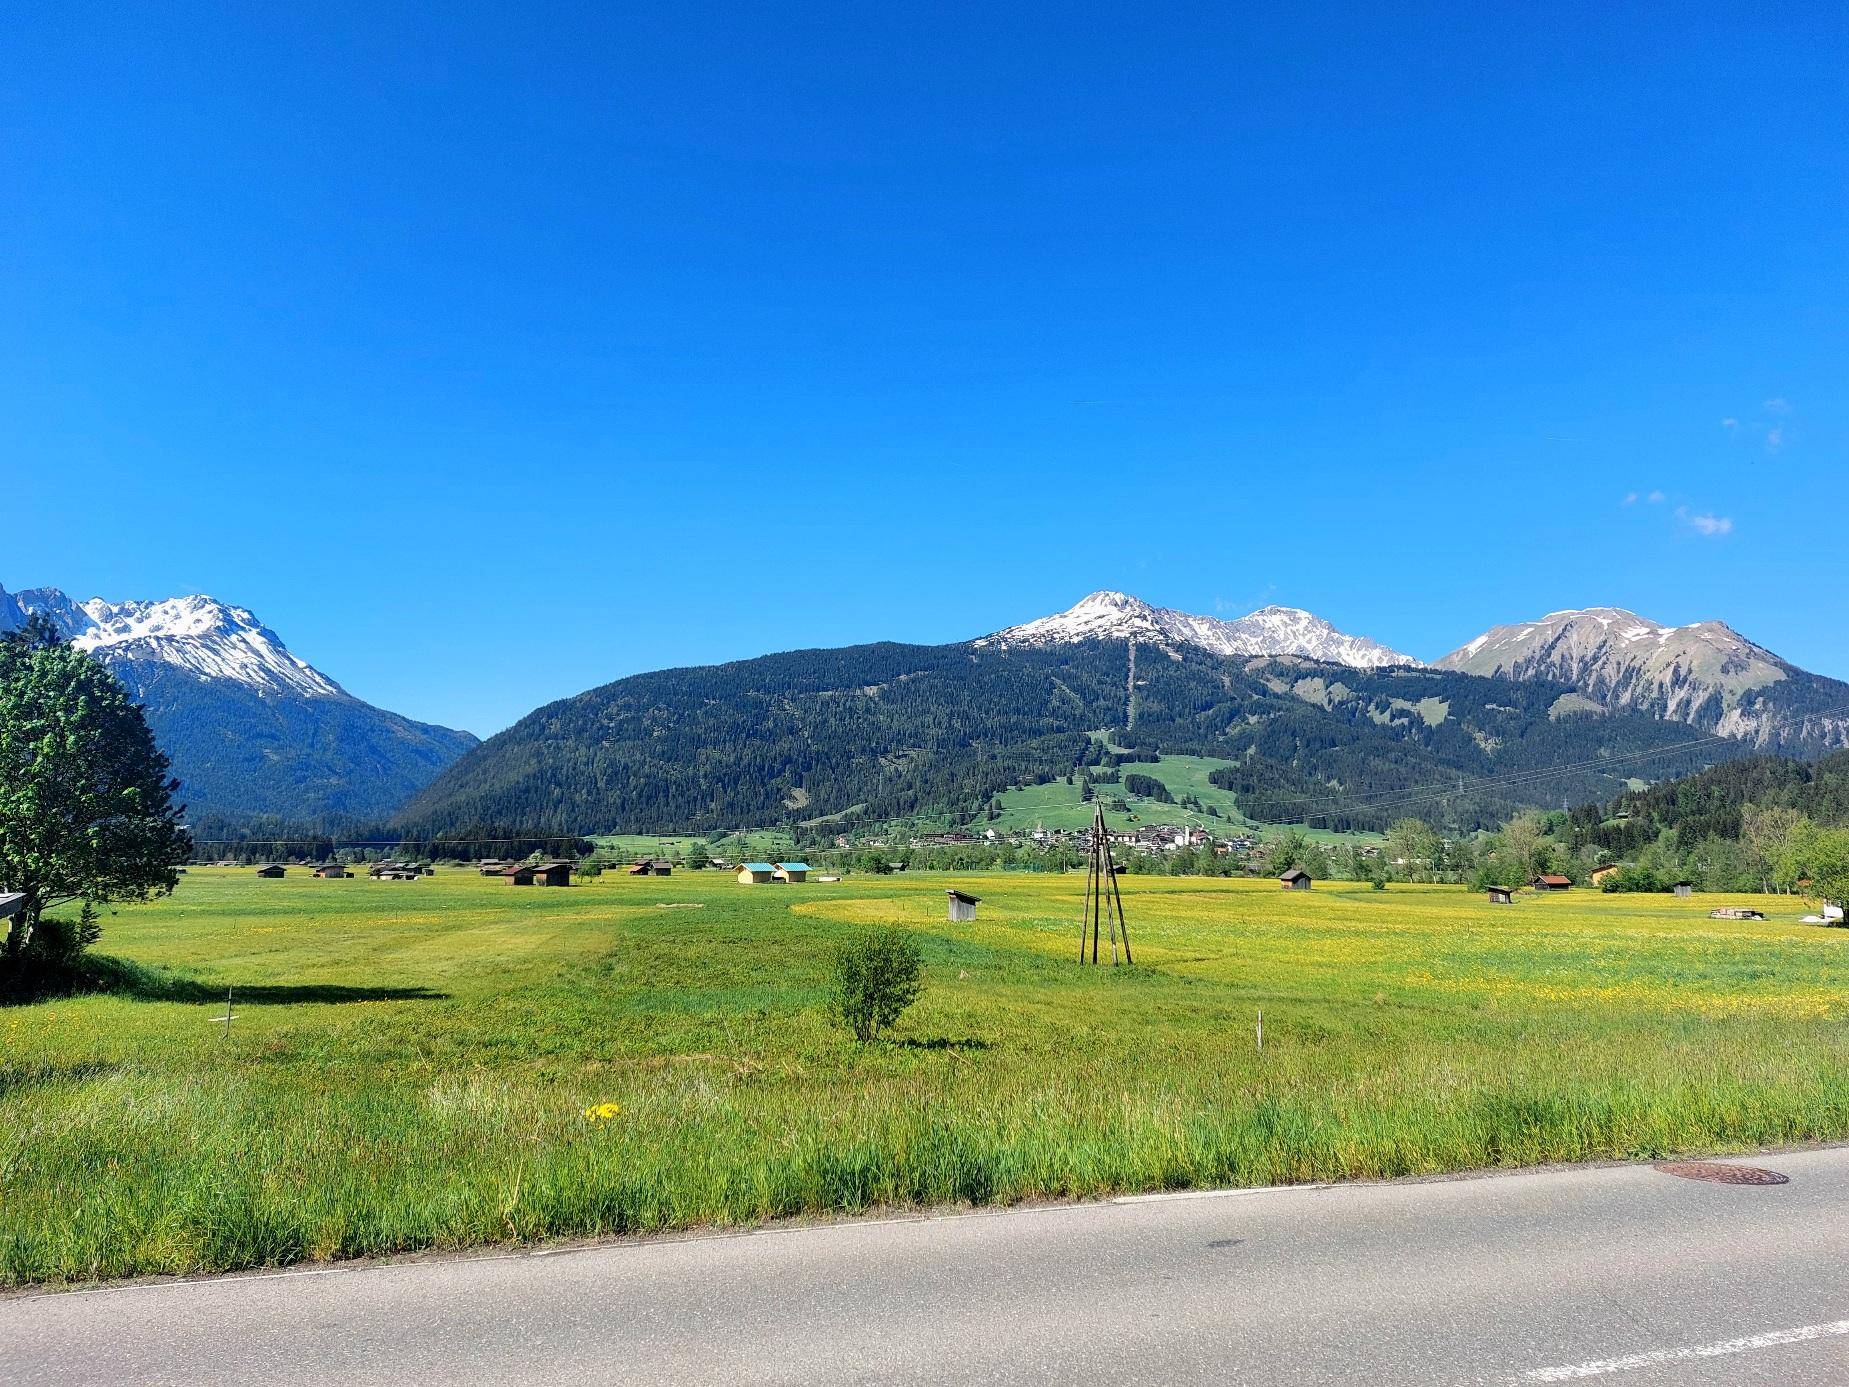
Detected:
[
  {"left": 831, "top": 927, "right": 924, "bottom": 1042},
  {"left": 1600, "top": 866, "right": 1663, "bottom": 894}
]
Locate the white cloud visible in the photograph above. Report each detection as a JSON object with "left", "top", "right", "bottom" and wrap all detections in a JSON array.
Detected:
[
  {"left": 1766, "top": 425, "right": 1785, "bottom": 454},
  {"left": 1720, "top": 417, "right": 1739, "bottom": 432},
  {"left": 1648, "top": 489, "right": 1666, "bottom": 504},
  {"left": 1675, "top": 507, "right": 1734, "bottom": 537},
  {"left": 1764, "top": 396, "right": 1791, "bottom": 414},
  {"left": 1622, "top": 491, "right": 1639, "bottom": 505}
]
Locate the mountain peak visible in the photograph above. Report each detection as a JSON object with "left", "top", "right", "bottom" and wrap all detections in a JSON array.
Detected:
[
  {"left": 1436, "top": 606, "right": 1849, "bottom": 751},
  {"left": 1, "top": 579, "right": 478, "bottom": 823},
  {"left": 1, "top": 583, "right": 343, "bottom": 698},
  {"left": 978, "top": 592, "right": 1415, "bottom": 668}
]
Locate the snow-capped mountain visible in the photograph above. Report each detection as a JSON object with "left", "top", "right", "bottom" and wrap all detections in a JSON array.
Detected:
[
  {"left": 1, "top": 583, "right": 477, "bottom": 823},
  {"left": 979, "top": 591, "right": 1416, "bottom": 668},
  {"left": 1436, "top": 607, "right": 1849, "bottom": 751},
  {"left": 2, "top": 589, "right": 342, "bottom": 697}
]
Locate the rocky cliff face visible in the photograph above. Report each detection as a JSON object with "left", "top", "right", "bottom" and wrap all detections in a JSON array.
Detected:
[{"left": 1437, "top": 607, "right": 1849, "bottom": 752}]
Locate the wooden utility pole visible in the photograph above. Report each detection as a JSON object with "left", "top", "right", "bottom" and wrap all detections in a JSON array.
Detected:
[{"left": 1079, "top": 803, "right": 1132, "bottom": 966}]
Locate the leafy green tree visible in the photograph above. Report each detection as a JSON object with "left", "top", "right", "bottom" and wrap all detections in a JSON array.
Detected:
[
  {"left": 1265, "top": 828, "right": 1309, "bottom": 875},
  {"left": 1782, "top": 822, "right": 1849, "bottom": 920},
  {"left": 830, "top": 927, "right": 924, "bottom": 1041},
  {"left": 1744, "top": 805, "right": 1808, "bottom": 891},
  {"left": 1385, "top": 818, "right": 1440, "bottom": 881},
  {"left": 0, "top": 617, "right": 191, "bottom": 966}
]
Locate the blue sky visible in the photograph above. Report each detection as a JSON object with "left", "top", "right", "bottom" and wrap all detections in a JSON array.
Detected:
[{"left": 4, "top": 4, "right": 1845, "bottom": 735}]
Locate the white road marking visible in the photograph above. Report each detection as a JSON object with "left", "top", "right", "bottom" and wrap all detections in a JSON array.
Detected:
[
  {"left": 1111, "top": 1183, "right": 1327, "bottom": 1204},
  {"left": 1522, "top": 1318, "right": 1849, "bottom": 1381}
]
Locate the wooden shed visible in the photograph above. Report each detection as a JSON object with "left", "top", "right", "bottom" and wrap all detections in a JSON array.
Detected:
[
  {"left": 629, "top": 859, "right": 673, "bottom": 876},
  {"left": 1487, "top": 885, "right": 1515, "bottom": 905},
  {"left": 478, "top": 859, "right": 508, "bottom": 876},
  {"left": 1278, "top": 868, "right": 1312, "bottom": 891},
  {"left": 947, "top": 889, "right": 980, "bottom": 922},
  {"left": 531, "top": 861, "right": 573, "bottom": 887},
  {"left": 1532, "top": 874, "right": 1573, "bottom": 892},
  {"left": 774, "top": 862, "right": 809, "bottom": 883},
  {"left": 736, "top": 862, "right": 775, "bottom": 884},
  {"left": 313, "top": 864, "right": 349, "bottom": 879},
  {"left": 255, "top": 864, "right": 285, "bottom": 879},
  {"left": 1590, "top": 865, "right": 1619, "bottom": 886}
]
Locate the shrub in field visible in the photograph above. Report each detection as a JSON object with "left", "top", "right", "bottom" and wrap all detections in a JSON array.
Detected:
[
  {"left": 1599, "top": 865, "right": 1663, "bottom": 893},
  {"left": 831, "top": 927, "right": 923, "bottom": 1042}
]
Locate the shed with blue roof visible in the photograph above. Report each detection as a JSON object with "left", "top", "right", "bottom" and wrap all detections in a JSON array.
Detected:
[
  {"left": 774, "top": 862, "right": 810, "bottom": 883},
  {"left": 735, "top": 862, "right": 776, "bottom": 885}
]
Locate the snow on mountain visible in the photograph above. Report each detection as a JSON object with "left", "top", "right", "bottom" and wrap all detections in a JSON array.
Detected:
[
  {"left": 978, "top": 591, "right": 1415, "bottom": 668},
  {"left": 0, "top": 582, "right": 477, "bottom": 821},
  {"left": 0, "top": 586, "right": 342, "bottom": 697},
  {"left": 1436, "top": 607, "right": 1849, "bottom": 750}
]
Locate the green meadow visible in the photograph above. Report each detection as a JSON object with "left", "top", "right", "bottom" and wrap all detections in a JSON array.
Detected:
[
  {"left": 5, "top": 868, "right": 1849, "bottom": 1285},
  {"left": 877, "top": 751, "right": 1375, "bottom": 842}
]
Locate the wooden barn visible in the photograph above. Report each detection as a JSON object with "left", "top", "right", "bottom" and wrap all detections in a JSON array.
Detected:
[
  {"left": 478, "top": 859, "right": 508, "bottom": 876},
  {"left": 736, "top": 862, "right": 775, "bottom": 885},
  {"left": 774, "top": 862, "right": 810, "bottom": 883},
  {"left": 629, "top": 859, "right": 673, "bottom": 876},
  {"left": 525, "top": 861, "right": 572, "bottom": 887},
  {"left": 1278, "top": 868, "right": 1312, "bottom": 891},
  {"left": 255, "top": 864, "right": 285, "bottom": 879},
  {"left": 1532, "top": 874, "right": 1573, "bottom": 892},
  {"left": 946, "top": 889, "right": 980, "bottom": 922},
  {"left": 313, "top": 864, "right": 349, "bottom": 879},
  {"left": 1487, "top": 885, "right": 1515, "bottom": 905},
  {"left": 1590, "top": 865, "right": 1619, "bottom": 887}
]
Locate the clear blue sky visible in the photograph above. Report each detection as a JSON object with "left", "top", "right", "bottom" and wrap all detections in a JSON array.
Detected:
[{"left": 5, "top": 4, "right": 1845, "bottom": 735}]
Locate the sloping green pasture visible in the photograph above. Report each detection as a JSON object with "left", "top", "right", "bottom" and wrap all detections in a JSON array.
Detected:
[{"left": 4, "top": 869, "right": 1846, "bottom": 1284}]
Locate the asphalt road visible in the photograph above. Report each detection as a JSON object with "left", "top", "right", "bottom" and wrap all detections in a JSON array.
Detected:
[{"left": 7, "top": 1148, "right": 1849, "bottom": 1386}]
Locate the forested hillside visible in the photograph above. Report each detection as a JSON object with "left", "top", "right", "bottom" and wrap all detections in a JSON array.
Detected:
[
  {"left": 1569, "top": 750, "right": 1849, "bottom": 858},
  {"left": 122, "top": 657, "right": 478, "bottom": 822},
  {"left": 399, "top": 640, "right": 1742, "bottom": 837}
]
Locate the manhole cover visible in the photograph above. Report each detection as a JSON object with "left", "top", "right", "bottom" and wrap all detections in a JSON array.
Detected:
[{"left": 1654, "top": 1161, "right": 1789, "bottom": 1186}]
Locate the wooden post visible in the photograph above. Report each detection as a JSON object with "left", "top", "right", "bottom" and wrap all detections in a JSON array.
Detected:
[
  {"left": 1079, "top": 802, "right": 1132, "bottom": 966},
  {"left": 1109, "top": 844, "right": 1132, "bottom": 965}
]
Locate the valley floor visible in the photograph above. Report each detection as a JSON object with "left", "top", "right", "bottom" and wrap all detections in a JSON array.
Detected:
[{"left": 4, "top": 869, "right": 1848, "bottom": 1285}]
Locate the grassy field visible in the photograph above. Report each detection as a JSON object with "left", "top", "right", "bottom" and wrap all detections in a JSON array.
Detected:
[
  {"left": 5, "top": 868, "right": 1849, "bottom": 1285},
  {"left": 878, "top": 752, "right": 1376, "bottom": 843}
]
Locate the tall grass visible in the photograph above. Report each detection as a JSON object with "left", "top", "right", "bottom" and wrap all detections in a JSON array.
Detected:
[{"left": 4, "top": 871, "right": 1847, "bottom": 1284}]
